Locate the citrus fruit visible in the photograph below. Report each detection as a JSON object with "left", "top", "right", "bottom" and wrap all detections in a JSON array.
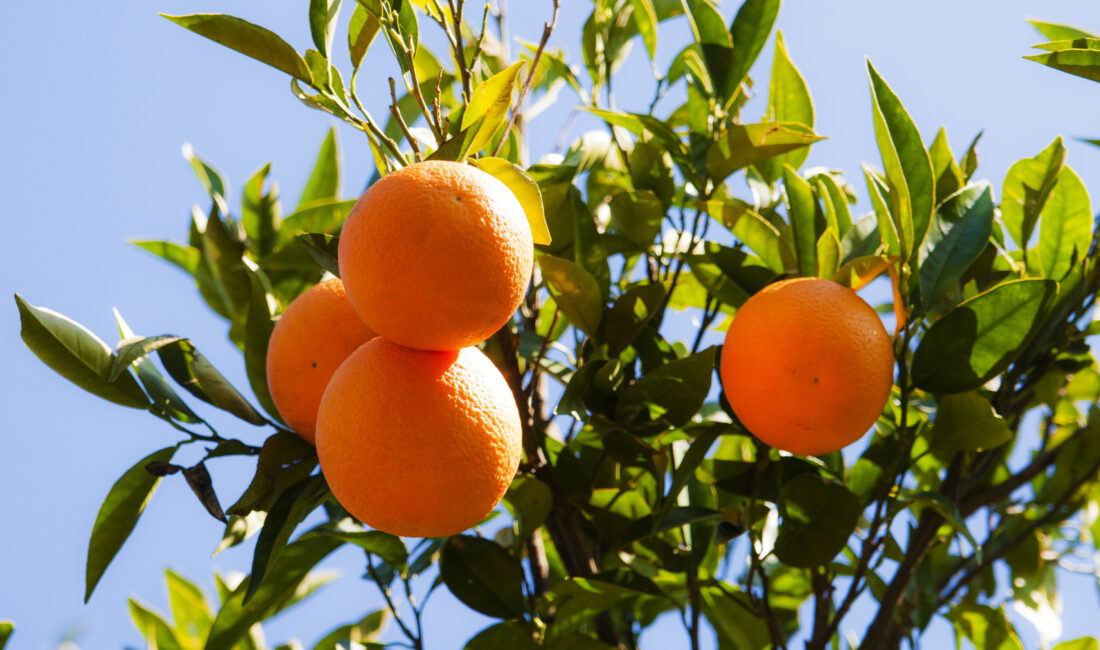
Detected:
[
  {"left": 316, "top": 337, "right": 523, "bottom": 537},
  {"left": 265, "top": 278, "right": 376, "bottom": 443},
  {"left": 338, "top": 160, "right": 534, "bottom": 351},
  {"left": 719, "top": 277, "right": 895, "bottom": 456}
]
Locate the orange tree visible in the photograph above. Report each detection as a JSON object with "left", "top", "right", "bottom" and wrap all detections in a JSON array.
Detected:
[{"left": 12, "top": 1, "right": 1100, "bottom": 648}]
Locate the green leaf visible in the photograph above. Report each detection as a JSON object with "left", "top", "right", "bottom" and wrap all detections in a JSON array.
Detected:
[
  {"left": 297, "top": 233, "right": 341, "bottom": 276},
  {"left": 15, "top": 294, "right": 149, "bottom": 409},
  {"left": 864, "top": 165, "right": 900, "bottom": 256},
  {"left": 1029, "top": 20, "right": 1098, "bottom": 41},
  {"left": 110, "top": 335, "right": 184, "bottom": 382},
  {"left": 659, "top": 424, "right": 721, "bottom": 520},
  {"left": 707, "top": 122, "right": 824, "bottom": 183},
  {"left": 813, "top": 173, "right": 853, "bottom": 236},
  {"left": 603, "top": 283, "right": 665, "bottom": 356},
  {"left": 0, "top": 621, "right": 12, "bottom": 649},
  {"left": 157, "top": 339, "right": 268, "bottom": 426},
  {"left": 702, "top": 199, "right": 789, "bottom": 272},
  {"left": 245, "top": 475, "right": 328, "bottom": 603},
  {"left": 911, "top": 279, "right": 1055, "bottom": 393},
  {"left": 165, "top": 568, "right": 213, "bottom": 644},
  {"left": 1001, "top": 137, "right": 1065, "bottom": 252},
  {"left": 930, "top": 392, "right": 1012, "bottom": 452},
  {"left": 132, "top": 240, "right": 202, "bottom": 275},
  {"left": 241, "top": 164, "right": 281, "bottom": 258},
  {"left": 243, "top": 267, "right": 282, "bottom": 424},
  {"left": 348, "top": 4, "right": 380, "bottom": 69},
  {"left": 945, "top": 604, "right": 1023, "bottom": 650},
  {"left": 465, "top": 621, "right": 536, "bottom": 650},
  {"left": 867, "top": 60, "right": 935, "bottom": 259},
  {"left": 161, "top": 14, "right": 311, "bottom": 82},
  {"left": 86, "top": 446, "right": 178, "bottom": 602},
  {"left": 724, "top": 0, "right": 780, "bottom": 103},
  {"left": 129, "top": 599, "right": 183, "bottom": 650},
  {"left": 319, "top": 530, "right": 408, "bottom": 572},
  {"left": 472, "top": 157, "right": 551, "bottom": 245},
  {"left": 113, "top": 312, "right": 203, "bottom": 425},
  {"left": 228, "top": 432, "right": 317, "bottom": 516},
  {"left": 628, "top": 0, "right": 659, "bottom": 60},
  {"left": 1026, "top": 45, "right": 1100, "bottom": 83},
  {"left": 929, "top": 127, "right": 964, "bottom": 204},
  {"left": 502, "top": 476, "right": 553, "bottom": 544},
  {"left": 298, "top": 128, "right": 341, "bottom": 210},
  {"left": 461, "top": 61, "right": 526, "bottom": 154},
  {"left": 1054, "top": 639, "right": 1100, "bottom": 650},
  {"left": 700, "top": 585, "right": 771, "bottom": 650},
  {"left": 773, "top": 473, "right": 861, "bottom": 567},
  {"left": 784, "top": 164, "right": 818, "bottom": 277},
  {"left": 757, "top": 31, "right": 814, "bottom": 183},
  {"left": 685, "top": 242, "right": 775, "bottom": 307},
  {"left": 206, "top": 535, "right": 342, "bottom": 650},
  {"left": 313, "top": 610, "right": 388, "bottom": 649},
  {"left": 309, "top": 0, "right": 342, "bottom": 58},
  {"left": 609, "top": 190, "right": 664, "bottom": 250},
  {"left": 182, "top": 144, "right": 228, "bottom": 209},
  {"left": 440, "top": 535, "right": 526, "bottom": 619},
  {"left": 1038, "top": 166, "right": 1092, "bottom": 280},
  {"left": 617, "top": 347, "right": 716, "bottom": 428},
  {"left": 816, "top": 228, "right": 840, "bottom": 279},
  {"left": 538, "top": 256, "right": 603, "bottom": 338},
  {"left": 918, "top": 182, "right": 995, "bottom": 310}
]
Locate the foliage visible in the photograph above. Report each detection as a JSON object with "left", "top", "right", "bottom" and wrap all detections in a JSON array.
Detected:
[{"left": 16, "top": 1, "right": 1100, "bottom": 648}]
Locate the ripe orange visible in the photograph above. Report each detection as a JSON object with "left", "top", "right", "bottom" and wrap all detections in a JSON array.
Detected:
[
  {"left": 265, "top": 278, "right": 376, "bottom": 443},
  {"left": 315, "top": 337, "right": 523, "bottom": 537},
  {"left": 338, "top": 160, "right": 534, "bottom": 351},
  {"left": 719, "top": 278, "right": 895, "bottom": 456}
]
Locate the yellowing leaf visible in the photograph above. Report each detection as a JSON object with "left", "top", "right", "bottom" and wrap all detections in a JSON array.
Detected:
[{"left": 472, "top": 158, "right": 551, "bottom": 245}]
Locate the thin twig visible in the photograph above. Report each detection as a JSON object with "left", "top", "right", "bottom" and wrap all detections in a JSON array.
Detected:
[
  {"left": 524, "top": 308, "right": 559, "bottom": 396},
  {"left": 366, "top": 556, "right": 420, "bottom": 648},
  {"left": 447, "top": 0, "right": 473, "bottom": 101},
  {"left": 389, "top": 78, "right": 423, "bottom": 160},
  {"left": 491, "top": 0, "right": 560, "bottom": 157}
]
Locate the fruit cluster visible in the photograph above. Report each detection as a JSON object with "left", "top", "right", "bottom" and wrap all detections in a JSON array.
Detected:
[{"left": 265, "top": 160, "right": 533, "bottom": 538}]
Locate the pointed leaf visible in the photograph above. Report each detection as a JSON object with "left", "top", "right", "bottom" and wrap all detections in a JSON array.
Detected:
[
  {"left": 309, "top": 0, "right": 342, "bottom": 58},
  {"left": 298, "top": 128, "right": 341, "bottom": 210},
  {"left": 113, "top": 312, "right": 203, "bottom": 425},
  {"left": 348, "top": 4, "right": 381, "bottom": 69},
  {"left": 867, "top": 60, "right": 935, "bottom": 259},
  {"left": 1029, "top": 20, "right": 1098, "bottom": 41},
  {"left": 724, "top": 0, "right": 780, "bottom": 102},
  {"left": 157, "top": 339, "right": 268, "bottom": 425},
  {"left": 319, "top": 530, "right": 408, "bottom": 571},
  {"left": 707, "top": 122, "right": 824, "bottom": 183},
  {"left": 165, "top": 569, "right": 213, "bottom": 644},
  {"left": 918, "top": 182, "right": 995, "bottom": 310},
  {"left": 245, "top": 475, "right": 328, "bottom": 603},
  {"left": 784, "top": 164, "right": 818, "bottom": 277},
  {"left": 911, "top": 279, "right": 1056, "bottom": 393},
  {"left": 129, "top": 599, "right": 184, "bottom": 650},
  {"left": 297, "top": 232, "right": 341, "bottom": 276},
  {"left": 1038, "top": 165, "right": 1091, "bottom": 280},
  {"left": 132, "top": 241, "right": 201, "bottom": 275},
  {"left": 242, "top": 164, "right": 281, "bottom": 258},
  {"left": 161, "top": 14, "right": 310, "bottom": 82},
  {"left": 629, "top": 0, "right": 658, "bottom": 60},
  {"left": 538, "top": 256, "right": 603, "bottom": 337},
  {"left": 929, "top": 128, "right": 964, "bottom": 204},
  {"left": 440, "top": 535, "right": 526, "bottom": 619},
  {"left": 603, "top": 283, "right": 665, "bottom": 356},
  {"left": 16, "top": 294, "right": 149, "bottom": 409},
  {"left": 1026, "top": 47, "right": 1100, "bottom": 83},
  {"left": 757, "top": 31, "right": 814, "bottom": 183},
  {"left": 461, "top": 61, "right": 526, "bottom": 154},
  {"left": 617, "top": 347, "right": 716, "bottom": 428},
  {"left": 86, "top": 446, "right": 178, "bottom": 602},
  {"left": 1001, "top": 137, "right": 1065, "bottom": 251},
  {"left": 472, "top": 158, "right": 551, "bottom": 245}
]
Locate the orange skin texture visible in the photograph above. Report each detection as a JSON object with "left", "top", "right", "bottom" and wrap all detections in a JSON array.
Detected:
[
  {"left": 316, "top": 338, "right": 523, "bottom": 538},
  {"left": 265, "top": 278, "right": 377, "bottom": 443},
  {"left": 338, "top": 160, "right": 534, "bottom": 351},
  {"left": 720, "top": 278, "right": 895, "bottom": 456}
]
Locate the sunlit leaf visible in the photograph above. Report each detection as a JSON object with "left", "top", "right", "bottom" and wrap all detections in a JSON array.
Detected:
[
  {"left": 161, "top": 14, "right": 311, "bottom": 82},
  {"left": 930, "top": 392, "right": 1012, "bottom": 452},
  {"left": 472, "top": 158, "right": 551, "bottom": 245}
]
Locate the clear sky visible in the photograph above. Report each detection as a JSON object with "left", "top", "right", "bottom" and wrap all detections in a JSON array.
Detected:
[{"left": 4, "top": 1, "right": 1100, "bottom": 648}]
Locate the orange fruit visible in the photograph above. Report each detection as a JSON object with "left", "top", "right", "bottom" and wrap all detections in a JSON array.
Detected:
[
  {"left": 316, "top": 337, "right": 523, "bottom": 537},
  {"left": 265, "top": 278, "right": 376, "bottom": 443},
  {"left": 719, "top": 278, "right": 895, "bottom": 456},
  {"left": 338, "top": 160, "right": 534, "bottom": 351}
]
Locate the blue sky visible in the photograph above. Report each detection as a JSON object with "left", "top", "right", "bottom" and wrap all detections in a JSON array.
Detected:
[{"left": 4, "top": 1, "right": 1100, "bottom": 648}]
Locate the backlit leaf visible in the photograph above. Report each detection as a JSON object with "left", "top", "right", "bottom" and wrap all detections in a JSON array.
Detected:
[
  {"left": 707, "top": 122, "right": 824, "bottom": 183},
  {"left": 162, "top": 14, "right": 311, "bottom": 82},
  {"left": 472, "top": 158, "right": 551, "bottom": 245},
  {"left": 1037, "top": 166, "right": 1091, "bottom": 280},
  {"left": 538, "top": 256, "right": 603, "bottom": 338},
  {"left": 930, "top": 392, "right": 1012, "bottom": 452},
  {"left": 1001, "top": 137, "right": 1065, "bottom": 252}
]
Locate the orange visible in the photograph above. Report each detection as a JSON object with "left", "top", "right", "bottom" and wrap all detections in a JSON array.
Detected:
[
  {"left": 719, "top": 278, "right": 895, "bottom": 456},
  {"left": 265, "top": 278, "right": 376, "bottom": 443},
  {"left": 315, "top": 337, "right": 523, "bottom": 537},
  {"left": 338, "top": 160, "right": 534, "bottom": 351}
]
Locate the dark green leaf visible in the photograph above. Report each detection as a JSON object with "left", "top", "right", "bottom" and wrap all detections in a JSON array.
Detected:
[
  {"left": 245, "top": 475, "right": 328, "bottom": 603},
  {"left": 110, "top": 335, "right": 184, "bottom": 382},
  {"left": 113, "top": 312, "right": 203, "bottom": 425},
  {"left": 465, "top": 621, "right": 536, "bottom": 650},
  {"left": 911, "top": 279, "right": 1055, "bottom": 393},
  {"left": 0, "top": 621, "right": 11, "bottom": 649},
  {"left": 242, "top": 163, "right": 281, "bottom": 258},
  {"left": 867, "top": 60, "right": 935, "bottom": 259},
  {"left": 229, "top": 432, "right": 317, "bottom": 515},
  {"left": 86, "top": 446, "right": 178, "bottom": 602},
  {"left": 1001, "top": 137, "right": 1065, "bottom": 252},
  {"left": 707, "top": 122, "right": 824, "bottom": 183},
  {"left": 603, "top": 283, "right": 665, "bottom": 356},
  {"left": 659, "top": 424, "right": 721, "bottom": 520},
  {"left": 440, "top": 535, "right": 526, "bottom": 619},
  {"left": 784, "top": 164, "right": 818, "bottom": 277},
  {"left": 724, "top": 0, "right": 780, "bottom": 104},
  {"left": 1038, "top": 166, "right": 1091, "bottom": 280},
  {"left": 161, "top": 14, "right": 311, "bottom": 82},
  {"left": 297, "top": 233, "right": 341, "bottom": 276},
  {"left": 206, "top": 535, "right": 342, "bottom": 650},
  {"left": 930, "top": 392, "right": 1012, "bottom": 452},
  {"left": 773, "top": 473, "right": 860, "bottom": 567},
  {"left": 538, "top": 256, "right": 603, "bottom": 338},
  {"left": 702, "top": 199, "right": 789, "bottom": 272},
  {"left": 502, "top": 476, "right": 553, "bottom": 543},
  {"left": 700, "top": 585, "right": 771, "bottom": 650},
  {"left": 243, "top": 268, "right": 282, "bottom": 424},
  {"left": 685, "top": 242, "right": 775, "bottom": 307},
  {"left": 617, "top": 347, "right": 716, "bottom": 428},
  {"left": 313, "top": 610, "right": 388, "bottom": 649},
  {"left": 15, "top": 294, "right": 148, "bottom": 409},
  {"left": 320, "top": 530, "right": 408, "bottom": 571},
  {"left": 918, "top": 182, "right": 995, "bottom": 310},
  {"left": 929, "top": 128, "right": 964, "bottom": 204},
  {"left": 158, "top": 339, "right": 268, "bottom": 425}
]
